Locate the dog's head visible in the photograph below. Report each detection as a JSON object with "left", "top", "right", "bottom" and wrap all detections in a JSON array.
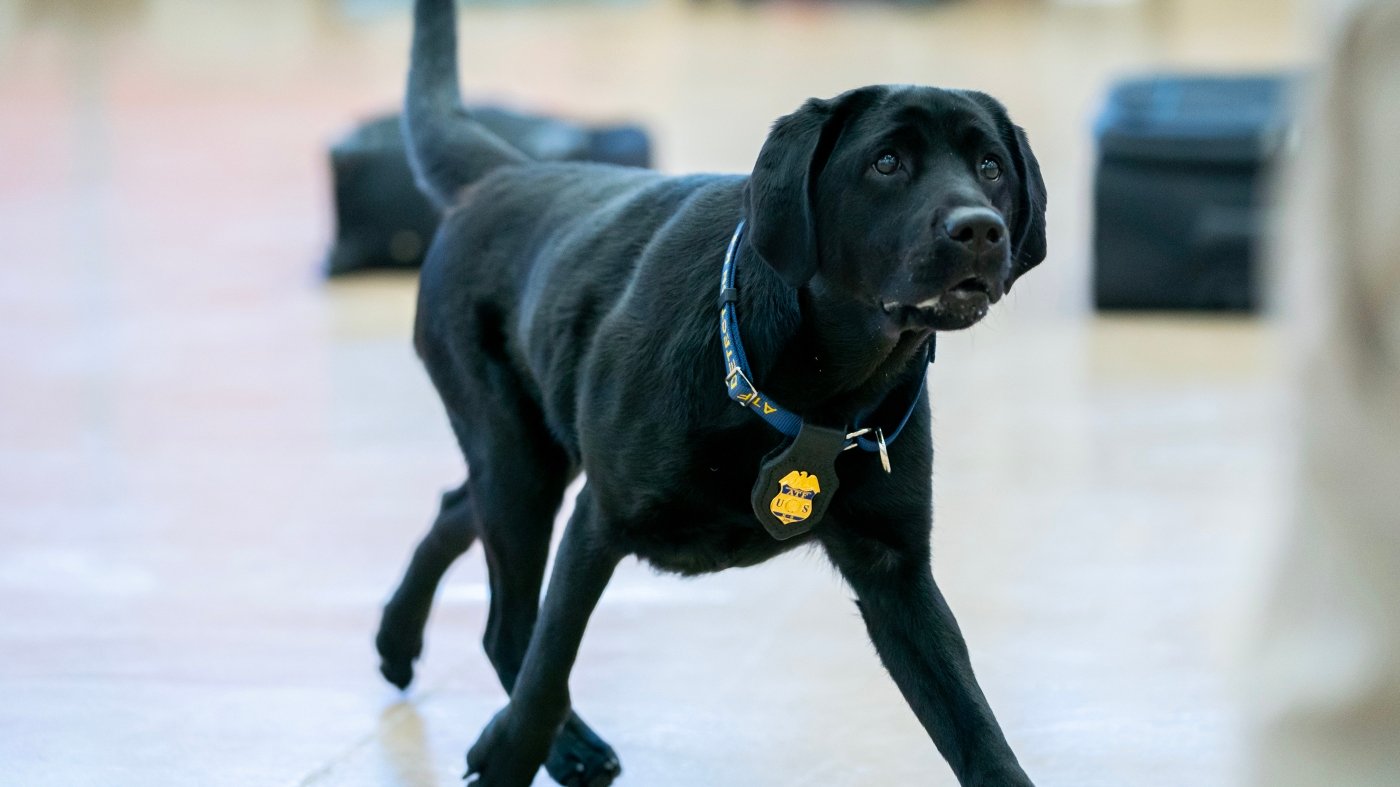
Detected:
[{"left": 745, "top": 86, "right": 1046, "bottom": 332}]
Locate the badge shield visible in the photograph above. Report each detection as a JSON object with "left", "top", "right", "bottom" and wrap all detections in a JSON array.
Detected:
[{"left": 750, "top": 423, "right": 846, "bottom": 540}]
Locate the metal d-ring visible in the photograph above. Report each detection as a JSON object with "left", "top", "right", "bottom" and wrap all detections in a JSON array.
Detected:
[
  {"left": 843, "top": 427, "right": 874, "bottom": 450},
  {"left": 843, "top": 427, "right": 892, "bottom": 473}
]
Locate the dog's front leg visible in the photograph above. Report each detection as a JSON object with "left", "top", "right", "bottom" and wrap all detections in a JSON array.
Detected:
[
  {"left": 465, "top": 488, "right": 621, "bottom": 787},
  {"left": 822, "top": 527, "right": 1033, "bottom": 787}
]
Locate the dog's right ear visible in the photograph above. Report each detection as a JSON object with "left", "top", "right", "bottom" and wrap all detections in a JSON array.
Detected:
[{"left": 744, "top": 91, "right": 874, "bottom": 289}]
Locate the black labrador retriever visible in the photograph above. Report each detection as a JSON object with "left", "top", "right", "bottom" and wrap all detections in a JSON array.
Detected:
[{"left": 376, "top": 1, "right": 1047, "bottom": 785}]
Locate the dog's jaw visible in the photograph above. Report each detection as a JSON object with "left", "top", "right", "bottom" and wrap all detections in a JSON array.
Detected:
[{"left": 881, "top": 274, "right": 999, "bottom": 331}]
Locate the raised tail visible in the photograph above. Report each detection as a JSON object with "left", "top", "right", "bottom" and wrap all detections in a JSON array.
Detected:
[{"left": 404, "top": 0, "right": 529, "bottom": 209}]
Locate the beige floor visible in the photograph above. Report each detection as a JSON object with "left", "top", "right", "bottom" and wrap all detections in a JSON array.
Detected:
[{"left": 0, "top": 0, "right": 1307, "bottom": 785}]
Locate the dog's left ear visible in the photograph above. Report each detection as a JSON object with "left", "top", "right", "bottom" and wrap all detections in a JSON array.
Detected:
[
  {"left": 961, "top": 92, "right": 1047, "bottom": 289},
  {"left": 745, "top": 89, "right": 879, "bottom": 288},
  {"left": 1006, "top": 123, "right": 1047, "bottom": 288}
]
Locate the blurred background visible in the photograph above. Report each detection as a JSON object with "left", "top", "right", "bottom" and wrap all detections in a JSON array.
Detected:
[{"left": 0, "top": 0, "right": 1347, "bottom": 785}]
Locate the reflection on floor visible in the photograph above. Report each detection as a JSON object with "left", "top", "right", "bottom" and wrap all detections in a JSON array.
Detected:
[{"left": 0, "top": 0, "right": 1303, "bottom": 785}]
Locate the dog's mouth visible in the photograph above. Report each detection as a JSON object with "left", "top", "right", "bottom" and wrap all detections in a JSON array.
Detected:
[{"left": 881, "top": 275, "right": 999, "bottom": 331}]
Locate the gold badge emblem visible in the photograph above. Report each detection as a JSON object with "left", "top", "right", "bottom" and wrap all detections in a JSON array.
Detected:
[{"left": 769, "top": 470, "right": 821, "bottom": 524}]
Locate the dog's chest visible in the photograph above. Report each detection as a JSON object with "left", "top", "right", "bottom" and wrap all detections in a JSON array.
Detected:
[
  {"left": 617, "top": 500, "right": 815, "bottom": 576},
  {"left": 590, "top": 424, "right": 839, "bottom": 574}
]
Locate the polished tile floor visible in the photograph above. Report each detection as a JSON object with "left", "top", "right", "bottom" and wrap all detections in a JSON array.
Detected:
[{"left": 0, "top": 0, "right": 1306, "bottom": 784}]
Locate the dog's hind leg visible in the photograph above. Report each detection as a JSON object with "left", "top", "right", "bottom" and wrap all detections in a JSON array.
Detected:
[
  {"left": 466, "top": 485, "right": 621, "bottom": 787},
  {"left": 469, "top": 421, "right": 622, "bottom": 787},
  {"left": 406, "top": 301, "right": 620, "bottom": 785},
  {"left": 377, "top": 481, "right": 478, "bottom": 690}
]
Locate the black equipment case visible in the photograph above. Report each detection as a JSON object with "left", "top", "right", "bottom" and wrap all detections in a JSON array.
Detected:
[
  {"left": 1092, "top": 75, "right": 1294, "bottom": 311},
  {"left": 325, "top": 108, "right": 652, "bottom": 276}
]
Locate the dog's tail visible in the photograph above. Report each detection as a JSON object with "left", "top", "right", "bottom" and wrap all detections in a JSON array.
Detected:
[{"left": 404, "top": 0, "right": 529, "bottom": 209}]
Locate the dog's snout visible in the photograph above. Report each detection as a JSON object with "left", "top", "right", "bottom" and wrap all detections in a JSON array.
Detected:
[{"left": 943, "top": 207, "right": 1006, "bottom": 254}]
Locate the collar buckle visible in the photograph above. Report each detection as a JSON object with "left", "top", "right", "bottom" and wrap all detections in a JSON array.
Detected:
[{"left": 725, "top": 365, "right": 757, "bottom": 399}]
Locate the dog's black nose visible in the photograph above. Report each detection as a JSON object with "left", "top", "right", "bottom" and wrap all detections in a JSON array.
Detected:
[{"left": 943, "top": 207, "right": 1007, "bottom": 254}]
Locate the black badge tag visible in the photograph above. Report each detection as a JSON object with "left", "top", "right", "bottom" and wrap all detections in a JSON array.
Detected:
[{"left": 751, "top": 423, "right": 847, "bottom": 540}]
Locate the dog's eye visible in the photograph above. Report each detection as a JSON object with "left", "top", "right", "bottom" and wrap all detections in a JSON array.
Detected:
[
  {"left": 979, "top": 156, "right": 1003, "bottom": 181},
  {"left": 873, "top": 152, "right": 900, "bottom": 176}
]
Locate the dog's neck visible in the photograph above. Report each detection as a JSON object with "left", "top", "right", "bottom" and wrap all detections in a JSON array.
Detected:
[{"left": 735, "top": 243, "right": 933, "bottom": 428}]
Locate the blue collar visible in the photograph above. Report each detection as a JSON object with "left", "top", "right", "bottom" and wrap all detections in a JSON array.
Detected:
[{"left": 719, "top": 221, "right": 932, "bottom": 464}]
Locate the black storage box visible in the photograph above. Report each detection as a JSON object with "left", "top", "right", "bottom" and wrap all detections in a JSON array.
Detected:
[
  {"left": 1092, "top": 75, "right": 1293, "bottom": 311},
  {"left": 325, "top": 108, "right": 652, "bottom": 276}
]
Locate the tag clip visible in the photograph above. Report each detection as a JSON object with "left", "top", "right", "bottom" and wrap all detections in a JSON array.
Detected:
[{"left": 843, "top": 427, "right": 892, "bottom": 474}]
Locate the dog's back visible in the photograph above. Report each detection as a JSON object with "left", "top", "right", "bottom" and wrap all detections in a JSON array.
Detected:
[{"left": 415, "top": 154, "right": 745, "bottom": 458}]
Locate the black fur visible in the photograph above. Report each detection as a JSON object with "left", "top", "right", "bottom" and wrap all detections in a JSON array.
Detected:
[{"left": 376, "top": 1, "right": 1048, "bottom": 785}]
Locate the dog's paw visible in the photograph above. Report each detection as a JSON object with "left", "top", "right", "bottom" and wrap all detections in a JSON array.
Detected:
[
  {"left": 545, "top": 716, "right": 621, "bottom": 787},
  {"left": 375, "top": 606, "right": 423, "bottom": 690},
  {"left": 464, "top": 706, "right": 544, "bottom": 787}
]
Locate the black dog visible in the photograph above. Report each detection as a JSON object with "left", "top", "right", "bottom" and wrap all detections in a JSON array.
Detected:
[{"left": 376, "top": 1, "right": 1047, "bottom": 785}]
